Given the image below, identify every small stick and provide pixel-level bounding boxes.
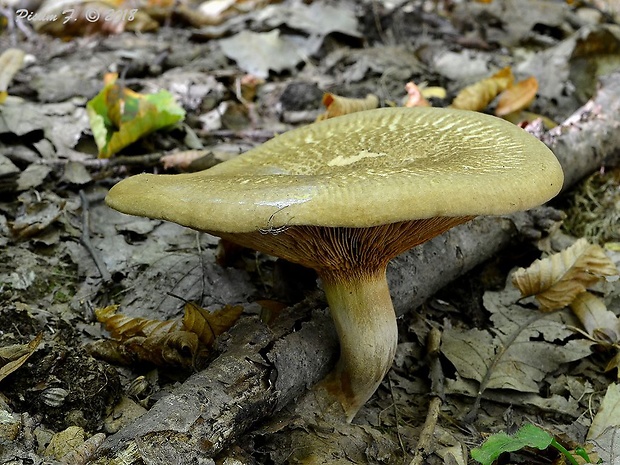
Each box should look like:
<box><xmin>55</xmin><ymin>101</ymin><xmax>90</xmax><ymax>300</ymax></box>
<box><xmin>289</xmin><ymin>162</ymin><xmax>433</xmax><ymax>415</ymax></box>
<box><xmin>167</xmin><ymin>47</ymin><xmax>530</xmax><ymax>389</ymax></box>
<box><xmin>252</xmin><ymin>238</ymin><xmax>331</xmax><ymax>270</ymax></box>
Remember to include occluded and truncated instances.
<box><xmin>206</xmin><ymin>128</ymin><xmax>277</xmax><ymax>141</ymax></box>
<box><xmin>409</xmin><ymin>327</ymin><xmax>444</xmax><ymax>465</ymax></box>
<box><xmin>73</xmin><ymin>152</ymin><xmax>165</xmax><ymax>169</ymax></box>
<box><xmin>410</xmin><ymin>397</ymin><xmax>442</xmax><ymax>465</ymax></box>
<box><xmin>79</xmin><ymin>190</ymin><xmax>111</xmax><ymax>283</ymax></box>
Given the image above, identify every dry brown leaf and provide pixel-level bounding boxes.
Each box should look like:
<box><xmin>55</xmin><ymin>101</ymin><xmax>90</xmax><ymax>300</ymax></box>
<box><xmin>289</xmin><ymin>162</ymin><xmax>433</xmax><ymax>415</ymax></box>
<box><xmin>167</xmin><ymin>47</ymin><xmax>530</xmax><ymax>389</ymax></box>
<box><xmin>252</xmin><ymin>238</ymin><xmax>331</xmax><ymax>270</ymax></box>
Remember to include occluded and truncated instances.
<box><xmin>450</xmin><ymin>66</ymin><xmax>514</xmax><ymax>111</ymax></box>
<box><xmin>86</xmin><ymin>339</ymin><xmax>134</xmax><ymax>366</ymax></box>
<box><xmin>0</xmin><ymin>333</ymin><xmax>43</xmax><ymax>383</ymax></box>
<box><xmin>605</xmin><ymin>352</ymin><xmax>620</xmax><ymax>378</ymax></box>
<box><xmin>403</xmin><ymin>82</ymin><xmax>430</xmax><ymax>108</ymax></box>
<box><xmin>95</xmin><ymin>305</ymin><xmax>182</xmax><ymax>341</ymax></box>
<box><xmin>238</xmin><ymin>74</ymin><xmax>264</xmax><ymax>102</ymax></box>
<box><xmin>570</xmin><ymin>292</ymin><xmax>620</xmax><ymax>346</ymax></box>
<box><xmin>124</xmin><ymin>332</ymin><xmax>201</xmax><ymax>367</ymax></box>
<box><xmin>183</xmin><ymin>302</ymin><xmax>243</xmax><ymax>346</ymax></box>
<box><xmin>495</xmin><ymin>76</ymin><xmax>538</xmax><ymax>117</ymax></box>
<box><xmin>316</xmin><ymin>93</ymin><xmax>379</xmax><ymax>121</ymax></box>
<box><xmin>92</xmin><ymin>302</ymin><xmax>242</xmax><ymax>368</ymax></box>
<box><xmin>88</xmin><ymin>330</ymin><xmax>202</xmax><ymax>369</ymax></box>
<box><xmin>512</xmin><ymin>238</ymin><xmax>619</xmax><ymax>311</ymax></box>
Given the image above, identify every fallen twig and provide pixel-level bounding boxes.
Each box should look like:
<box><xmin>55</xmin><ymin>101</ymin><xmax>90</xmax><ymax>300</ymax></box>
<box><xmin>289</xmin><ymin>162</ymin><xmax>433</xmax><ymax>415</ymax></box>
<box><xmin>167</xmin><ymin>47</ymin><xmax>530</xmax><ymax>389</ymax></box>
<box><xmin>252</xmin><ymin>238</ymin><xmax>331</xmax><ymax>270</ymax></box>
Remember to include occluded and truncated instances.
<box><xmin>205</xmin><ymin>128</ymin><xmax>277</xmax><ymax>141</ymax></box>
<box><xmin>79</xmin><ymin>190</ymin><xmax>112</xmax><ymax>283</ymax></box>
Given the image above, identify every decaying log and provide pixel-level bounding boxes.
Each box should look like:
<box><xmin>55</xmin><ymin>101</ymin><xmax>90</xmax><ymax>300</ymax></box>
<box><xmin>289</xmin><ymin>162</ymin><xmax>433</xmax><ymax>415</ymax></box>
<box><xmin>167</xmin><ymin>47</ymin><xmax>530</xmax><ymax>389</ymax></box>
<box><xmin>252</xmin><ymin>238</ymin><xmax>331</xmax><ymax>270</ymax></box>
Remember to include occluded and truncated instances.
<box><xmin>95</xmin><ymin>71</ymin><xmax>620</xmax><ymax>462</ymax></box>
<box><xmin>94</xmin><ymin>304</ymin><xmax>339</xmax><ymax>464</ymax></box>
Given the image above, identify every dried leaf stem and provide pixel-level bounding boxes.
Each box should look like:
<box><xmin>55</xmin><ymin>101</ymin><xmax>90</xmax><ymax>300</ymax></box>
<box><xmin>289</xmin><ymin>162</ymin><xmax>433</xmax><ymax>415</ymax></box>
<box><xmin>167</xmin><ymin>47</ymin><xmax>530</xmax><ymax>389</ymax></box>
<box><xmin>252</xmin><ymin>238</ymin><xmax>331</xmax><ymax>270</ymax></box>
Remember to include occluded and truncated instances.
<box><xmin>463</xmin><ymin>312</ymin><xmax>547</xmax><ymax>423</ymax></box>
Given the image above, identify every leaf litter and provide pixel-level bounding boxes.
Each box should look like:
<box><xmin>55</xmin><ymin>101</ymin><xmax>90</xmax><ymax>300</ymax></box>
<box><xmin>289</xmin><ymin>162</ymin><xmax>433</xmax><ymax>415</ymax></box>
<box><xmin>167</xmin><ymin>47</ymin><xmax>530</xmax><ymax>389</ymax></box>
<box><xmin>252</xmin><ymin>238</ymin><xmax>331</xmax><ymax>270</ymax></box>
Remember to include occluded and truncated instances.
<box><xmin>442</xmin><ymin>286</ymin><xmax>594</xmax><ymax>395</ymax></box>
<box><xmin>2</xmin><ymin>0</ymin><xmax>620</xmax><ymax>463</ymax></box>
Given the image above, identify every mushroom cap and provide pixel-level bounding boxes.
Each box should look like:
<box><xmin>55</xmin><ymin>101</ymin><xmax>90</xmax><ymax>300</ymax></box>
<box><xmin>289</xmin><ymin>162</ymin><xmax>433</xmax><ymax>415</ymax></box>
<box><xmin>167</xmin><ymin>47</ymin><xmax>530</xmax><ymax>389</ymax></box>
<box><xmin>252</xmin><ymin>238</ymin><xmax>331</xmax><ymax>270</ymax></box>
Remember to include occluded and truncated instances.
<box><xmin>106</xmin><ymin>107</ymin><xmax>564</xmax><ymax>233</ymax></box>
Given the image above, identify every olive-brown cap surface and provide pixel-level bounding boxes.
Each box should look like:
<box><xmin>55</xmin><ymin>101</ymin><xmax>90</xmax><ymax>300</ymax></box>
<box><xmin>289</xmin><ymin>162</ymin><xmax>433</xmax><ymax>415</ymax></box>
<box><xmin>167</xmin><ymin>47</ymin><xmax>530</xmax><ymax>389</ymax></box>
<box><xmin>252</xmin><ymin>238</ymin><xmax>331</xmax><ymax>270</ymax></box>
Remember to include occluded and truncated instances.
<box><xmin>106</xmin><ymin>107</ymin><xmax>564</xmax><ymax>233</ymax></box>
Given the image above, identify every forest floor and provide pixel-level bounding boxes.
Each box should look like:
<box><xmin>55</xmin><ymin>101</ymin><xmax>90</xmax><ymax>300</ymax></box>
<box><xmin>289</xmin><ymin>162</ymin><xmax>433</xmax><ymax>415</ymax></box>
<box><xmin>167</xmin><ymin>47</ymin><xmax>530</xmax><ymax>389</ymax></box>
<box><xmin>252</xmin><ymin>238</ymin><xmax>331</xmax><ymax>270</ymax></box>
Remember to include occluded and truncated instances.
<box><xmin>1</xmin><ymin>0</ymin><xmax>620</xmax><ymax>464</ymax></box>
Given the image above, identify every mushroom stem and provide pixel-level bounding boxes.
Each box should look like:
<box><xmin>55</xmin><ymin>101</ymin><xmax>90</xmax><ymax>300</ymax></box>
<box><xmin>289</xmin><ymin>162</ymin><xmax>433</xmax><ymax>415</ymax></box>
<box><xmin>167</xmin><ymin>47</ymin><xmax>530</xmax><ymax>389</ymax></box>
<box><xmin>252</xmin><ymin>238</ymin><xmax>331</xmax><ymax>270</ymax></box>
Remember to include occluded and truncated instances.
<box><xmin>320</xmin><ymin>268</ymin><xmax>397</xmax><ymax>422</ymax></box>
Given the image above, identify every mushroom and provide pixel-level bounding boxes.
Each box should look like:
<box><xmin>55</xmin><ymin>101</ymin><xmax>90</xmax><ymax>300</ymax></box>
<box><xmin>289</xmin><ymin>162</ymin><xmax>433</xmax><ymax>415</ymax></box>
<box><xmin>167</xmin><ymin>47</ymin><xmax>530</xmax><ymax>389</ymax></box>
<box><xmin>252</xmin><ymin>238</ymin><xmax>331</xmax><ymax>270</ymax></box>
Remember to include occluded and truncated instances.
<box><xmin>105</xmin><ymin>107</ymin><xmax>564</xmax><ymax>421</ymax></box>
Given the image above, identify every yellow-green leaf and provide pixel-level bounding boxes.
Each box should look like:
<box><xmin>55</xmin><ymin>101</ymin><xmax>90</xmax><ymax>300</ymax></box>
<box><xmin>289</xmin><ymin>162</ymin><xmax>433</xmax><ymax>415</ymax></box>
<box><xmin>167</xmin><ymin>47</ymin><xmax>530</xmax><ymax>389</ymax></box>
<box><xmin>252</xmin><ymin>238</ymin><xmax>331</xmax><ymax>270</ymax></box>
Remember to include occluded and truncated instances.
<box><xmin>87</xmin><ymin>75</ymin><xmax>185</xmax><ymax>158</ymax></box>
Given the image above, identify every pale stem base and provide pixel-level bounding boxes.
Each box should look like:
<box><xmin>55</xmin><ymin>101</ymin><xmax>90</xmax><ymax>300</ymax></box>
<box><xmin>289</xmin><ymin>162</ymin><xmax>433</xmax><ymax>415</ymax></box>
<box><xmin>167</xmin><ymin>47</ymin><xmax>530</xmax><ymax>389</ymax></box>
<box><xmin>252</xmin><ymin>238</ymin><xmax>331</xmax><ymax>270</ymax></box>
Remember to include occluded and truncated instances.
<box><xmin>320</xmin><ymin>269</ymin><xmax>398</xmax><ymax>422</ymax></box>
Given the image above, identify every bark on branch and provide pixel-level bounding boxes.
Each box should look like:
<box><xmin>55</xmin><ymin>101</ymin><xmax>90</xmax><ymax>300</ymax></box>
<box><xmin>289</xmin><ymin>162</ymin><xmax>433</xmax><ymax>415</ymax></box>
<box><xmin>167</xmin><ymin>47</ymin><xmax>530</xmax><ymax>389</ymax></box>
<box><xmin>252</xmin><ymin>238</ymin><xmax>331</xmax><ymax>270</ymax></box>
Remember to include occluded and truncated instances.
<box><xmin>94</xmin><ymin>71</ymin><xmax>620</xmax><ymax>463</ymax></box>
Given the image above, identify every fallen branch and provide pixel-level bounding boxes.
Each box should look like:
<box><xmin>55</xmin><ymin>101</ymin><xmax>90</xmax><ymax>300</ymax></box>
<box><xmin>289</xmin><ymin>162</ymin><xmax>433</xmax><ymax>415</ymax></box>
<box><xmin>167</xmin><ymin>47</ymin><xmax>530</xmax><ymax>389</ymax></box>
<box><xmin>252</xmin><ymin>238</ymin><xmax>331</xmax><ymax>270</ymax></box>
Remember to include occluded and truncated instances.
<box><xmin>94</xmin><ymin>71</ymin><xmax>620</xmax><ymax>462</ymax></box>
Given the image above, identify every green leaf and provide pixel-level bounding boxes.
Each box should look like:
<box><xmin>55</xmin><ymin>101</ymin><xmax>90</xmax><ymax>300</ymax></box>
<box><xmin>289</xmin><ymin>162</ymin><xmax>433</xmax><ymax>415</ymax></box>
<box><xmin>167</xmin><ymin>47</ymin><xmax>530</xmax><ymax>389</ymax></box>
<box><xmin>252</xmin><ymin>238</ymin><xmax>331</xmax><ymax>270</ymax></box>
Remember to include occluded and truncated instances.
<box><xmin>86</xmin><ymin>77</ymin><xmax>185</xmax><ymax>158</ymax></box>
<box><xmin>471</xmin><ymin>424</ymin><xmax>554</xmax><ymax>465</ymax></box>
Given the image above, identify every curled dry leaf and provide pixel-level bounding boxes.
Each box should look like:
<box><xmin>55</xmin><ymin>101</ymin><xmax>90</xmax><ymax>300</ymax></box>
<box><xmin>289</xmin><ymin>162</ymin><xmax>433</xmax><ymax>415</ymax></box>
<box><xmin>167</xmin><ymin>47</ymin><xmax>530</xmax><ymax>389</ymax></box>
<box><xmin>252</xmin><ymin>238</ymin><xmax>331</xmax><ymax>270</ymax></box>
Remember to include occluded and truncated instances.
<box><xmin>92</xmin><ymin>305</ymin><xmax>195</xmax><ymax>368</ymax></box>
<box><xmin>512</xmin><ymin>238</ymin><xmax>619</xmax><ymax>311</ymax></box>
<box><xmin>450</xmin><ymin>66</ymin><xmax>514</xmax><ymax>111</ymax></box>
<box><xmin>92</xmin><ymin>302</ymin><xmax>243</xmax><ymax>368</ymax></box>
<box><xmin>86</xmin><ymin>339</ymin><xmax>134</xmax><ymax>366</ymax></box>
<box><xmin>95</xmin><ymin>305</ymin><xmax>182</xmax><ymax>341</ymax></box>
<box><xmin>124</xmin><ymin>331</ymin><xmax>201</xmax><ymax>367</ymax></box>
<box><xmin>0</xmin><ymin>333</ymin><xmax>43</xmax><ymax>383</ymax></box>
<box><xmin>183</xmin><ymin>302</ymin><xmax>243</xmax><ymax>346</ymax></box>
<box><xmin>403</xmin><ymin>82</ymin><xmax>430</xmax><ymax>108</ymax></box>
<box><xmin>0</xmin><ymin>48</ymin><xmax>25</xmax><ymax>104</ymax></box>
<box><xmin>570</xmin><ymin>292</ymin><xmax>620</xmax><ymax>346</ymax></box>
<box><xmin>495</xmin><ymin>76</ymin><xmax>539</xmax><ymax>117</ymax></box>
<box><xmin>316</xmin><ymin>93</ymin><xmax>379</xmax><ymax>121</ymax></box>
